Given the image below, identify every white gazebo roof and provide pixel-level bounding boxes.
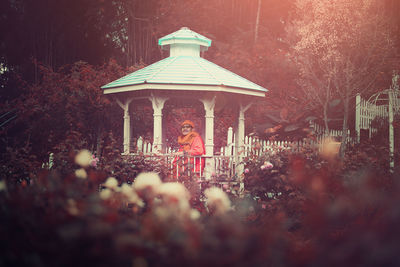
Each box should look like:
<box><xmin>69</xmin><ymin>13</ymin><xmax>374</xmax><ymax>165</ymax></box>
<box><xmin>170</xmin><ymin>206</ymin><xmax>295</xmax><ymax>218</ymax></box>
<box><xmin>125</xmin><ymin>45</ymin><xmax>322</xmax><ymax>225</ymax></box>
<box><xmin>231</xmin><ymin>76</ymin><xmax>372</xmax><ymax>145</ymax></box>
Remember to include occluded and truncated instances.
<box><xmin>102</xmin><ymin>56</ymin><xmax>267</xmax><ymax>96</ymax></box>
<box><xmin>101</xmin><ymin>27</ymin><xmax>267</xmax><ymax>97</ymax></box>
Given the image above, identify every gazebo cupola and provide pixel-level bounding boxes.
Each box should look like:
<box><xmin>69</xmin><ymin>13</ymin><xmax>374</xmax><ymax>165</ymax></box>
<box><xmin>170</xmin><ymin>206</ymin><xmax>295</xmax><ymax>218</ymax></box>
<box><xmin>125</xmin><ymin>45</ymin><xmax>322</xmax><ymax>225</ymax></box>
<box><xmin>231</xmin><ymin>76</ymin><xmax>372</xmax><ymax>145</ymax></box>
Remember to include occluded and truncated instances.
<box><xmin>159</xmin><ymin>26</ymin><xmax>211</xmax><ymax>57</ymax></box>
<box><xmin>101</xmin><ymin>27</ymin><xmax>267</xmax><ymax>178</ymax></box>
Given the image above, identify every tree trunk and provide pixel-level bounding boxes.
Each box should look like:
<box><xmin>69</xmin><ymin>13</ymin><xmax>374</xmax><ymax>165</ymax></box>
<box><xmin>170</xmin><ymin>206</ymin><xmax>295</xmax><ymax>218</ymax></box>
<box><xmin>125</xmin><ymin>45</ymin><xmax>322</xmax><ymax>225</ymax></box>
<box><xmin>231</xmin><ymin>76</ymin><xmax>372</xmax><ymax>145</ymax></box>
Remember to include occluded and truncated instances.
<box><xmin>323</xmin><ymin>99</ymin><xmax>330</xmax><ymax>136</ymax></box>
<box><xmin>254</xmin><ymin>0</ymin><xmax>261</xmax><ymax>43</ymax></box>
<box><xmin>96</xmin><ymin>129</ymin><xmax>103</xmax><ymax>158</ymax></box>
<box><xmin>339</xmin><ymin>96</ymin><xmax>349</xmax><ymax>158</ymax></box>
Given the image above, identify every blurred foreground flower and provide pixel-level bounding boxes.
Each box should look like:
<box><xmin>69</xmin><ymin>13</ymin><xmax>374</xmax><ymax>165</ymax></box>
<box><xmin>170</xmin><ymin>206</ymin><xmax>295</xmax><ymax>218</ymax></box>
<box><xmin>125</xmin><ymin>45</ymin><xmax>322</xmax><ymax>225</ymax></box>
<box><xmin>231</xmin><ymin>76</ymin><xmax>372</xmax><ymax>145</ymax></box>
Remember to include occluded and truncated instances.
<box><xmin>104</xmin><ymin>177</ymin><xmax>118</xmax><ymax>189</ymax></box>
<box><xmin>190</xmin><ymin>209</ymin><xmax>201</xmax><ymax>220</ymax></box>
<box><xmin>99</xmin><ymin>188</ymin><xmax>112</xmax><ymax>200</ymax></box>
<box><xmin>204</xmin><ymin>187</ymin><xmax>231</xmax><ymax>215</ymax></box>
<box><xmin>0</xmin><ymin>180</ymin><xmax>7</xmax><ymax>192</ymax></box>
<box><xmin>319</xmin><ymin>137</ymin><xmax>341</xmax><ymax>160</ymax></box>
<box><xmin>66</xmin><ymin>199</ymin><xmax>79</xmax><ymax>216</ymax></box>
<box><xmin>153</xmin><ymin>182</ymin><xmax>193</xmax><ymax>221</ymax></box>
<box><xmin>133</xmin><ymin>172</ymin><xmax>162</xmax><ymax>200</ymax></box>
<box><xmin>75</xmin><ymin>168</ymin><xmax>87</xmax><ymax>179</ymax></box>
<box><xmin>120</xmin><ymin>183</ymin><xmax>144</xmax><ymax>207</ymax></box>
<box><xmin>157</xmin><ymin>182</ymin><xmax>191</xmax><ymax>213</ymax></box>
<box><xmin>75</xmin><ymin>149</ymin><xmax>92</xmax><ymax>167</ymax></box>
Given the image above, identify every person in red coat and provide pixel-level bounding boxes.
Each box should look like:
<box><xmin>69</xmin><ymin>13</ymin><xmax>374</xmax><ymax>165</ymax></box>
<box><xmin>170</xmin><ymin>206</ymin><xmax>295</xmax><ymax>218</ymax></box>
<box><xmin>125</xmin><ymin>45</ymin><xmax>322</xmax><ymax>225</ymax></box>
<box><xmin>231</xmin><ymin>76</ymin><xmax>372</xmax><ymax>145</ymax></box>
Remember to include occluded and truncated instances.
<box><xmin>173</xmin><ymin>120</ymin><xmax>205</xmax><ymax>178</ymax></box>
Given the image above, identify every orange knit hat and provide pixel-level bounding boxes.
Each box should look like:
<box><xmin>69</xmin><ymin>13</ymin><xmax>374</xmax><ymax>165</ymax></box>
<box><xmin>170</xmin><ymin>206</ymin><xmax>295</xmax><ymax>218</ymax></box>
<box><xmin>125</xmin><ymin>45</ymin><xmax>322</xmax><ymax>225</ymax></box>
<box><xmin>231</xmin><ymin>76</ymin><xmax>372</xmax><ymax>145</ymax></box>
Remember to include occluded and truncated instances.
<box><xmin>181</xmin><ymin>120</ymin><xmax>195</xmax><ymax>128</ymax></box>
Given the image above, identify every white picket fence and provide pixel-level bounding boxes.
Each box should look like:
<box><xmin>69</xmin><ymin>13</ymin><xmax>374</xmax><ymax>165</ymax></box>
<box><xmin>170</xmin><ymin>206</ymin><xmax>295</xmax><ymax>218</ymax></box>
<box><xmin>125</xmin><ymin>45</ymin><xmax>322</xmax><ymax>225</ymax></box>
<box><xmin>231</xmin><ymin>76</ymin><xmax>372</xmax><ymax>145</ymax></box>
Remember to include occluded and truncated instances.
<box><xmin>133</xmin><ymin>95</ymin><xmax>400</xmax><ymax>158</ymax></box>
<box><xmin>356</xmin><ymin>94</ymin><xmax>389</xmax><ymax>139</ymax></box>
<box><xmin>134</xmin><ymin>135</ymin><xmax>236</xmax><ymax>179</ymax></box>
<box><xmin>219</xmin><ymin>127</ymin><xmax>312</xmax><ymax>157</ymax></box>
<box><xmin>220</xmin><ymin>124</ymin><xmax>351</xmax><ymax>157</ymax></box>
<box><xmin>131</xmin><ymin>123</ymin><xmax>355</xmax><ymax>179</ymax></box>
<box><xmin>134</xmin><ymin>125</ymin><xmax>338</xmax><ymax>158</ymax></box>
<box><xmin>135</xmin><ymin>137</ymin><xmax>154</xmax><ymax>154</ymax></box>
<box><xmin>130</xmin><ymin>85</ymin><xmax>400</xmax><ymax>176</ymax></box>
<box><xmin>310</xmin><ymin>121</ymin><xmax>355</xmax><ymax>146</ymax></box>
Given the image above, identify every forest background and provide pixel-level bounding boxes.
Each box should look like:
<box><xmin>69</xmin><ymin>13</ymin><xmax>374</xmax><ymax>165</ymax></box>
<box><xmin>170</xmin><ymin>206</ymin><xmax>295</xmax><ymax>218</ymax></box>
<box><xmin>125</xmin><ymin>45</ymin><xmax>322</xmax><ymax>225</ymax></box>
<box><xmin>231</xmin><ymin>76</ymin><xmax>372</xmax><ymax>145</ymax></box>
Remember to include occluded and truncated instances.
<box><xmin>1</xmin><ymin>0</ymin><xmax>400</xmax><ymax>176</ymax></box>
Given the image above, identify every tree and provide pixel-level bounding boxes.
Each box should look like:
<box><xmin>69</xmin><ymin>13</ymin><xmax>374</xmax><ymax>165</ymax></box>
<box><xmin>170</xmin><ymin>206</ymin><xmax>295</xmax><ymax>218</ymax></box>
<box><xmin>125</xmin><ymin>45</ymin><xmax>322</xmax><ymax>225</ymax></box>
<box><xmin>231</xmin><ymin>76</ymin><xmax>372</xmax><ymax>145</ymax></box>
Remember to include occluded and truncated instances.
<box><xmin>288</xmin><ymin>0</ymin><xmax>398</xmax><ymax>156</ymax></box>
<box><xmin>2</xmin><ymin>59</ymin><xmax>137</xmax><ymax>164</ymax></box>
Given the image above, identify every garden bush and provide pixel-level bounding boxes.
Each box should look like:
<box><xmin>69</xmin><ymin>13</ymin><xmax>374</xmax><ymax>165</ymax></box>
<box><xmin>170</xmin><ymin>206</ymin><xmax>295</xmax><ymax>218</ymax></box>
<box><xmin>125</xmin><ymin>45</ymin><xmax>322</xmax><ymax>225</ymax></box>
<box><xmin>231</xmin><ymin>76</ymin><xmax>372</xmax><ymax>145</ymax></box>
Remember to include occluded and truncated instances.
<box><xmin>1</xmin><ymin>143</ymin><xmax>400</xmax><ymax>267</ymax></box>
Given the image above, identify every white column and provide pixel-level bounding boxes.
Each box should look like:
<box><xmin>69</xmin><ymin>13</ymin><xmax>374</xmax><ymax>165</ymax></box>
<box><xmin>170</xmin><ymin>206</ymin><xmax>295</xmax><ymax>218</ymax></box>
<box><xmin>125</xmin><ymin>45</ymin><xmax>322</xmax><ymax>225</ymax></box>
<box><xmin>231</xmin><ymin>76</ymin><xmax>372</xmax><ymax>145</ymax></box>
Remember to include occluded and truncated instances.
<box><xmin>149</xmin><ymin>94</ymin><xmax>168</xmax><ymax>153</ymax></box>
<box><xmin>200</xmin><ymin>96</ymin><xmax>216</xmax><ymax>180</ymax></box>
<box><xmin>225</xmin><ymin>127</ymin><xmax>234</xmax><ymax>156</ymax></box>
<box><xmin>201</xmin><ymin>96</ymin><xmax>216</xmax><ymax>156</ymax></box>
<box><xmin>235</xmin><ymin>103</ymin><xmax>252</xmax><ymax>163</ymax></box>
<box><xmin>116</xmin><ymin>98</ymin><xmax>133</xmax><ymax>154</ymax></box>
<box><xmin>389</xmin><ymin>73</ymin><xmax>399</xmax><ymax>172</ymax></box>
<box><xmin>235</xmin><ymin>102</ymin><xmax>252</xmax><ymax>193</ymax></box>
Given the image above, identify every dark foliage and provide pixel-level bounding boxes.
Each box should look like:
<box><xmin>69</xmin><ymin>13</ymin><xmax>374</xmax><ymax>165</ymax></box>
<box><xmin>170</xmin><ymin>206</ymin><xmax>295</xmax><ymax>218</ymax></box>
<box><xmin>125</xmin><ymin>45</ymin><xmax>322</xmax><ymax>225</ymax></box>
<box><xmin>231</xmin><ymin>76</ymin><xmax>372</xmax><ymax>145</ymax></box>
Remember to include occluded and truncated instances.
<box><xmin>1</xmin><ymin>143</ymin><xmax>400</xmax><ymax>266</ymax></box>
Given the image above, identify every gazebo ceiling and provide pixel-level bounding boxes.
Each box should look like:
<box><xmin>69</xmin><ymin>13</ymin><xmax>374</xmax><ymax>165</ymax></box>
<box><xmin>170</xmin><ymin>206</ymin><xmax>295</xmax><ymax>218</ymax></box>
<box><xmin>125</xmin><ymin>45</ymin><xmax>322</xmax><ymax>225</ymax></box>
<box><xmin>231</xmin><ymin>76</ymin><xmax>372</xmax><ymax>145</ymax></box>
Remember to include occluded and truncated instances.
<box><xmin>101</xmin><ymin>27</ymin><xmax>267</xmax><ymax>98</ymax></box>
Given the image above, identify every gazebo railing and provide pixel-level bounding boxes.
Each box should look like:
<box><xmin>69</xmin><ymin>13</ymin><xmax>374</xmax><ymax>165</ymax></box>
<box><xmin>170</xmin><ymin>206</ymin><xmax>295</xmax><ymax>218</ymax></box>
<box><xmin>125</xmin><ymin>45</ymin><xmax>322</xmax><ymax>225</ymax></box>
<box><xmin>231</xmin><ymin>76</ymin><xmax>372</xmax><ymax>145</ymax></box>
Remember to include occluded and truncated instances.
<box><xmin>127</xmin><ymin>153</ymin><xmax>236</xmax><ymax>181</ymax></box>
<box><xmin>169</xmin><ymin>155</ymin><xmax>236</xmax><ymax>180</ymax></box>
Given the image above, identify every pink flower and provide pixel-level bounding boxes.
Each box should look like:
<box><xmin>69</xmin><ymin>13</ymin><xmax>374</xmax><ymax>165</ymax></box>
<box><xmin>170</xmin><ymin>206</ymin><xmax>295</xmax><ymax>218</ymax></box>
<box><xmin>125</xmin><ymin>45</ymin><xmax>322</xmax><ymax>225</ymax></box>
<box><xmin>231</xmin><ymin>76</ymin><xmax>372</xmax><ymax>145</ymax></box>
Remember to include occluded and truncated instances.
<box><xmin>265</xmin><ymin>161</ymin><xmax>273</xmax><ymax>169</ymax></box>
<box><xmin>261</xmin><ymin>161</ymin><xmax>273</xmax><ymax>170</ymax></box>
<box><xmin>262</xmin><ymin>204</ymin><xmax>267</xmax><ymax>209</ymax></box>
<box><xmin>244</xmin><ymin>168</ymin><xmax>249</xmax><ymax>174</ymax></box>
<box><xmin>90</xmin><ymin>155</ymin><xmax>99</xmax><ymax>167</ymax></box>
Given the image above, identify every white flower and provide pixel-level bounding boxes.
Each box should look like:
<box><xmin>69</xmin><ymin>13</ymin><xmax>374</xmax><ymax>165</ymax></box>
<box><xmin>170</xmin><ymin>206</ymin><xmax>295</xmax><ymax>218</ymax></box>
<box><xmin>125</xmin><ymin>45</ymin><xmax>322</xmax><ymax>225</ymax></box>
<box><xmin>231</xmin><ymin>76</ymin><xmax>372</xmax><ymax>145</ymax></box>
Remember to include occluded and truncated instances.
<box><xmin>129</xmin><ymin>194</ymin><xmax>144</xmax><ymax>207</ymax></box>
<box><xmin>133</xmin><ymin>172</ymin><xmax>162</xmax><ymax>194</ymax></box>
<box><xmin>157</xmin><ymin>182</ymin><xmax>191</xmax><ymax>211</ymax></box>
<box><xmin>74</xmin><ymin>149</ymin><xmax>92</xmax><ymax>167</ymax></box>
<box><xmin>66</xmin><ymin>199</ymin><xmax>79</xmax><ymax>216</ymax></box>
<box><xmin>120</xmin><ymin>183</ymin><xmax>144</xmax><ymax>206</ymax></box>
<box><xmin>99</xmin><ymin>188</ymin><xmax>112</xmax><ymax>200</ymax></box>
<box><xmin>154</xmin><ymin>206</ymin><xmax>170</xmax><ymax>220</ymax></box>
<box><xmin>104</xmin><ymin>177</ymin><xmax>118</xmax><ymax>189</ymax></box>
<box><xmin>204</xmin><ymin>187</ymin><xmax>231</xmax><ymax>215</ymax></box>
<box><xmin>157</xmin><ymin>182</ymin><xmax>190</xmax><ymax>200</ymax></box>
<box><xmin>0</xmin><ymin>180</ymin><xmax>7</xmax><ymax>192</ymax></box>
<box><xmin>75</xmin><ymin>168</ymin><xmax>87</xmax><ymax>179</ymax></box>
<box><xmin>152</xmin><ymin>182</ymin><xmax>192</xmax><ymax>221</ymax></box>
<box><xmin>190</xmin><ymin>209</ymin><xmax>201</xmax><ymax>220</ymax></box>
<box><xmin>120</xmin><ymin>183</ymin><xmax>133</xmax><ymax>196</ymax></box>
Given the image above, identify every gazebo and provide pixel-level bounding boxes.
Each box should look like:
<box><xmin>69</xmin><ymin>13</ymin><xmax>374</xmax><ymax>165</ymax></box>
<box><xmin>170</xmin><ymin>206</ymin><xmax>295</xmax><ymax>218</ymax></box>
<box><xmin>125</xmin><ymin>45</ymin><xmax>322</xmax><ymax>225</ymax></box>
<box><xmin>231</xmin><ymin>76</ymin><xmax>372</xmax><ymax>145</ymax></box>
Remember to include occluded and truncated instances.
<box><xmin>101</xmin><ymin>27</ymin><xmax>267</xmax><ymax>178</ymax></box>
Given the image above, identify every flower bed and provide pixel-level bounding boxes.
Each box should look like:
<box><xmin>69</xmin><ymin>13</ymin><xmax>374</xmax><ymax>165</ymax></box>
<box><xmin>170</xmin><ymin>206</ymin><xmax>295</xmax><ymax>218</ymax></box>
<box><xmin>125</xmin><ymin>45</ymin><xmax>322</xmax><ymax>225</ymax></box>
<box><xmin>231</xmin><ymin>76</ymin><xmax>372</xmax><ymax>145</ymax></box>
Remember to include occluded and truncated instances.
<box><xmin>0</xmin><ymin>144</ymin><xmax>399</xmax><ymax>266</ymax></box>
